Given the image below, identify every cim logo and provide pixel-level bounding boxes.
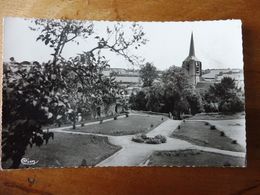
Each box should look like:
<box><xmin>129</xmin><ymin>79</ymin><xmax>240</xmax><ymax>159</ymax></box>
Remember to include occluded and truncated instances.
<box><xmin>21</xmin><ymin>158</ymin><xmax>39</xmax><ymax>166</ymax></box>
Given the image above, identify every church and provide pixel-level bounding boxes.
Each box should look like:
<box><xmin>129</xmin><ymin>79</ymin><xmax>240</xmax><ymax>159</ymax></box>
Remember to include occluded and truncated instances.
<box><xmin>182</xmin><ymin>32</ymin><xmax>202</xmax><ymax>85</ymax></box>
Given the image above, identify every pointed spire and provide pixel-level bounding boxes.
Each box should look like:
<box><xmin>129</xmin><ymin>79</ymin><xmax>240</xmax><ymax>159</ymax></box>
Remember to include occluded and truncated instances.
<box><xmin>189</xmin><ymin>32</ymin><xmax>195</xmax><ymax>57</ymax></box>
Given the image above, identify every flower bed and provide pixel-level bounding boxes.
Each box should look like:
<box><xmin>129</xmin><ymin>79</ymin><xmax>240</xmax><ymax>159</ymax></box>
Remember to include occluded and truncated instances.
<box><xmin>132</xmin><ymin>133</ymin><xmax>167</xmax><ymax>144</ymax></box>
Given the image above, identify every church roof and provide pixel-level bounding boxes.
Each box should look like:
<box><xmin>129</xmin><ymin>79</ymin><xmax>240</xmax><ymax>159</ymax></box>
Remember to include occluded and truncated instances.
<box><xmin>184</xmin><ymin>32</ymin><xmax>200</xmax><ymax>62</ymax></box>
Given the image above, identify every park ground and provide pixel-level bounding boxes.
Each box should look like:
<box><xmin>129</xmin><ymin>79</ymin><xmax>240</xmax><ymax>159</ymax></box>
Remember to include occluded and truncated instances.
<box><xmin>16</xmin><ymin>112</ymin><xmax>246</xmax><ymax>168</ymax></box>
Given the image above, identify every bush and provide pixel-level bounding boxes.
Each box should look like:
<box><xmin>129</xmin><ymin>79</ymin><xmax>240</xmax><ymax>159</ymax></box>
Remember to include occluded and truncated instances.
<box><xmin>99</xmin><ymin>119</ymin><xmax>103</xmax><ymax>124</ymax></box>
<box><xmin>232</xmin><ymin>140</ymin><xmax>237</xmax><ymax>144</ymax></box>
<box><xmin>81</xmin><ymin>123</ymin><xmax>85</xmax><ymax>127</ymax></box>
<box><xmin>220</xmin><ymin>131</ymin><xmax>225</xmax><ymax>137</ymax></box>
<box><xmin>154</xmin><ymin>135</ymin><xmax>167</xmax><ymax>143</ymax></box>
<box><xmin>223</xmin><ymin>162</ymin><xmax>231</xmax><ymax>167</ymax></box>
<box><xmin>125</xmin><ymin>113</ymin><xmax>129</xmax><ymax>117</ymax></box>
<box><xmin>177</xmin><ymin>125</ymin><xmax>181</xmax><ymax>129</ymax></box>
<box><xmin>132</xmin><ymin>136</ymin><xmax>144</xmax><ymax>143</ymax></box>
<box><xmin>161</xmin><ymin>117</ymin><xmax>164</xmax><ymax>121</ymax></box>
<box><xmin>205</xmin><ymin>122</ymin><xmax>209</xmax><ymax>125</ymax></box>
<box><xmin>145</xmin><ymin>137</ymin><xmax>161</xmax><ymax>144</ymax></box>
<box><xmin>210</xmin><ymin>125</ymin><xmax>216</xmax><ymax>130</ymax></box>
<box><xmin>131</xmin><ymin>134</ymin><xmax>167</xmax><ymax>144</ymax></box>
<box><xmin>114</xmin><ymin>116</ymin><xmax>117</xmax><ymax>120</ymax></box>
<box><xmin>131</xmin><ymin>133</ymin><xmax>147</xmax><ymax>143</ymax></box>
<box><xmin>150</xmin><ymin>124</ymin><xmax>154</xmax><ymax>128</ymax></box>
<box><xmin>219</xmin><ymin>96</ymin><xmax>245</xmax><ymax>114</ymax></box>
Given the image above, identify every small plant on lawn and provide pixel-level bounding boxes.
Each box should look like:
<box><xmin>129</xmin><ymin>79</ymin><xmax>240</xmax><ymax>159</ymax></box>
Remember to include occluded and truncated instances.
<box><xmin>205</xmin><ymin>122</ymin><xmax>209</xmax><ymax>125</ymax></box>
<box><xmin>81</xmin><ymin>123</ymin><xmax>85</xmax><ymax>127</ymax></box>
<box><xmin>150</xmin><ymin>124</ymin><xmax>154</xmax><ymax>128</ymax></box>
<box><xmin>125</xmin><ymin>113</ymin><xmax>129</xmax><ymax>117</ymax></box>
<box><xmin>178</xmin><ymin>125</ymin><xmax>181</xmax><ymax>129</ymax></box>
<box><xmin>161</xmin><ymin>117</ymin><xmax>164</xmax><ymax>121</ymax></box>
<box><xmin>223</xmin><ymin>162</ymin><xmax>231</xmax><ymax>167</ymax></box>
<box><xmin>210</xmin><ymin>125</ymin><xmax>216</xmax><ymax>130</ymax></box>
<box><xmin>220</xmin><ymin>131</ymin><xmax>225</xmax><ymax>137</ymax></box>
<box><xmin>99</xmin><ymin>119</ymin><xmax>103</xmax><ymax>124</ymax></box>
<box><xmin>81</xmin><ymin>159</ymin><xmax>87</xmax><ymax>166</ymax></box>
<box><xmin>114</xmin><ymin>116</ymin><xmax>117</xmax><ymax>120</ymax></box>
<box><xmin>183</xmin><ymin>119</ymin><xmax>186</xmax><ymax>123</ymax></box>
<box><xmin>231</xmin><ymin>140</ymin><xmax>237</xmax><ymax>144</ymax></box>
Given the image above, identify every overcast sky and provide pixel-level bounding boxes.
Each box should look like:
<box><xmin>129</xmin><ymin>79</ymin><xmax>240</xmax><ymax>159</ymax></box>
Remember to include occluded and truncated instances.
<box><xmin>4</xmin><ymin>17</ymin><xmax>243</xmax><ymax>70</ymax></box>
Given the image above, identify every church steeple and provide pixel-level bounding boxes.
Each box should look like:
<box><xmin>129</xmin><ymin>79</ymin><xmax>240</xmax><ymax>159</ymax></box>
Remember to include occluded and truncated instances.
<box><xmin>182</xmin><ymin>32</ymin><xmax>202</xmax><ymax>85</ymax></box>
<box><xmin>189</xmin><ymin>32</ymin><xmax>195</xmax><ymax>57</ymax></box>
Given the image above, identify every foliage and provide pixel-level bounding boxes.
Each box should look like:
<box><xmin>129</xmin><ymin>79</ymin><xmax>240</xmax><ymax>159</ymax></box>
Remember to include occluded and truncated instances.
<box><xmin>144</xmin><ymin>82</ymin><xmax>164</xmax><ymax>112</ymax></box>
<box><xmin>2</xmin><ymin>62</ymin><xmax>70</xmax><ymax>168</ymax></box>
<box><xmin>139</xmin><ymin>62</ymin><xmax>158</xmax><ymax>87</ymax></box>
<box><xmin>161</xmin><ymin>66</ymin><xmax>194</xmax><ymax>119</ymax></box>
<box><xmin>30</xmin><ymin>19</ymin><xmax>94</xmax><ymax>65</ymax></box>
<box><xmin>2</xmin><ymin>19</ymin><xmax>148</xmax><ymax>168</ymax></box>
<box><xmin>204</xmin><ymin>77</ymin><xmax>244</xmax><ymax>113</ymax></box>
<box><xmin>187</xmin><ymin>92</ymin><xmax>204</xmax><ymax>115</ymax></box>
<box><xmin>131</xmin><ymin>134</ymin><xmax>167</xmax><ymax>144</ymax></box>
<box><xmin>129</xmin><ymin>91</ymin><xmax>147</xmax><ymax>111</ymax></box>
<box><xmin>129</xmin><ymin>66</ymin><xmax>203</xmax><ymax>118</ymax></box>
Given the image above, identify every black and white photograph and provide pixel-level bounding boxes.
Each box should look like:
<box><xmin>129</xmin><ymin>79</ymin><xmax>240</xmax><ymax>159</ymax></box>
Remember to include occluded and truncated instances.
<box><xmin>2</xmin><ymin>17</ymin><xmax>246</xmax><ymax>169</ymax></box>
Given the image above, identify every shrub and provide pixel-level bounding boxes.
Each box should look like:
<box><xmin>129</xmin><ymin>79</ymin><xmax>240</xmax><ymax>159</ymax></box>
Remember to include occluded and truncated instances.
<box><xmin>220</xmin><ymin>131</ymin><xmax>225</xmax><ymax>137</ymax></box>
<box><xmin>205</xmin><ymin>122</ymin><xmax>209</xmax><ymax>125</ymax></box>
<box><xmin>114</xmin><ymin>116</ymin><xmax>117</xmax><ymax>120</ymax></box>
<box><xmin>232</xmin><ymin>140</ymin><xmax>237</xmax><ymax>144</ymax></box>
<box><xmin>183</xmin><ymin>119</ymin><xmax>186</xmax><ymax>123</ymax></box>
<box><xmin>131</xmin><ymin>136</ymin><xmax>144</xmax><ymax>143</ymax></box>
<box><xmin>161</xmin><ymin>117</ymin><xmax>164</xmax><ymax>121</ymax></box>
<box><xmin>131</xmin><ymin>133</ymin><xmax>147</xmax><ymax>143</ymax></box>
<box><xmin>131</xmin><ymin>134</ymin><xmax>166</xmax><ymax>144</ymax></box>
<box><xmin>145</xmin><ymin>137</ymin><xmax>161</xmax><ymax>144</ymax></box>
<box><xmin>154</xmin><ymin>134</ymin><xmax>167</xmax><ymax>143</ymax></box>
<box><xmin>99</xmin><ymin>119</ymin><xmax>103</xmax><ymax>124</ymax></box>
<box><xmin>125</xmin><ymin>113</ymin><xmax>129</xmax><ymax>117</ymax></box>
<box><xmin>150</xmin><ymin>124</ymin><xmax>154</xmax><ymax>128</ymax></box>
<box><xmin>140</xmin><ymin>133</ymin><xmax>148</xmax><ymax>140</ymax></box>
<box><xmin>210</xmin><ymin>125</ymin><xmax>216</xmax><ymax>130</ymax></box>
<box><xmin>81</xmin><ymin>123</ymin><xmax>85</xmax><ymax>127</ymax></box>
<box><xmin>223</xmin><ymin>162</ymin><xmax>231</xmax><ymax>167</ymax></box>
<box><xmin>177</xmin><ymin>125</ymin><xmax>181</xmax><ymax>129</ymax></box>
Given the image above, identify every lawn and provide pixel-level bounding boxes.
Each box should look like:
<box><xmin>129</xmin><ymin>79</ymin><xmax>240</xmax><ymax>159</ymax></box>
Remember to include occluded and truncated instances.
<box><xmin>6</xmin><ymin>132</ymin><xmax>121</xmax><ymax>169</ymax></box>
<box><xmin>147</xmin><ymin>149</ymin><xmax>245</xmax><ymax>167</ymax></box>
<box><xmin>171</xmin><ymin>121</ymin><xmax>245</xmax><ymax>152</ymax></box>
<box><xmin>67</xmin><ymin>115</ymin><xmax>165</xmax><ymax>136</ymax></box>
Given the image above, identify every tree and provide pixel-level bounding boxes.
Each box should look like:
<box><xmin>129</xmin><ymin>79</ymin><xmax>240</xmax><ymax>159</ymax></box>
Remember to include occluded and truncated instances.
<box><xmin>2</xmin><ymin>19</ymin><xmax>148</xmax><ymax>168</ymax></box>
<box><xmin>30</xmin><ymin>19</ymin><xmax>94</xmax><ymax>65</ymax></box>
<box><xmin>30</xmin><ymin>19</ymin><xmax>148</xmax><ymax>125</ymax></box>
<box><xmin>161</xmin><ymin>66</ymin><xmax>193</xmax><ymax>119</ymax></box>
<box><xmin>129</xmin><ymin>91</ymin><xmax>147</xmax><ymax>111</ymax></box>
<box><xmin>139</xmin><ymin>63</ymin><xmax>158</xmax><ymax>87</ymax></box>
<box><xmin>204</xmin><ymin>77</ymin><xmax>244</xmax><ymax>113</ymax></box>
<box><xmin>144</xmin><ymin>82</ymin><xmax>164</xmax><ymax>112</ymax></box>
<box><xmin>2</xmin><ymin>61</ymin><xmax>70</xmax><ymax>168</ymax></box>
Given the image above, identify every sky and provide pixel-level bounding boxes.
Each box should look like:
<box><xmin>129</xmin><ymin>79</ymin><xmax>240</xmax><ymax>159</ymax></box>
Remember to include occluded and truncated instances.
<box><xmin>3</xmin><ymin>17</ymin><xmax>244</xmax><ymax>70</ymax></box>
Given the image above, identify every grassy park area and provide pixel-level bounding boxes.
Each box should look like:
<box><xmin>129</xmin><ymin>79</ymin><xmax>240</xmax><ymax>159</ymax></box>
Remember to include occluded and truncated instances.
<box><xmin>147</xmin><ymin>149</ymin><xmax>245</xmax><ymax>167</ymax></box>
<box><xmin>171</xmin><ymin>121</ymin><xmax>245</xmax><ymax>152</ymax></box>
<box><xmin>16</xmin><ymin>133</ymin><xmax>121</xmax><ymax>168</ymax></box>
<box><xmin>68</xmin><ymin>115</ymin><xmax>165</xmax><ymax>136</ymax></box>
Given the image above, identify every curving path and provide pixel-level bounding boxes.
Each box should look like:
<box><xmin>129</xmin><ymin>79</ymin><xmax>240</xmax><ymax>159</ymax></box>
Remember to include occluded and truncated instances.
<box><xmin>50</xmin><ymin>118</ymin><xmax>246</xmax><ymax>167</ymax></box>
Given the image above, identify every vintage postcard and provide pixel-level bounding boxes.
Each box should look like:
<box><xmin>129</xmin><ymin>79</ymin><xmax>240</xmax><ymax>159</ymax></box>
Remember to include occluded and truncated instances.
<box><xmin>1</xmin><ymin>17</ymin><xmax>246</xmax><ymax>169</ymax></box>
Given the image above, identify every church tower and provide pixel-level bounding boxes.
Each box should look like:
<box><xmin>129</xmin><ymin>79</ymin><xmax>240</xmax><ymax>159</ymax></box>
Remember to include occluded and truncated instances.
<box><xmin>182</xmin><ymin>32</ymin><xmax>202</xmax><ymax>85</ymax></box>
